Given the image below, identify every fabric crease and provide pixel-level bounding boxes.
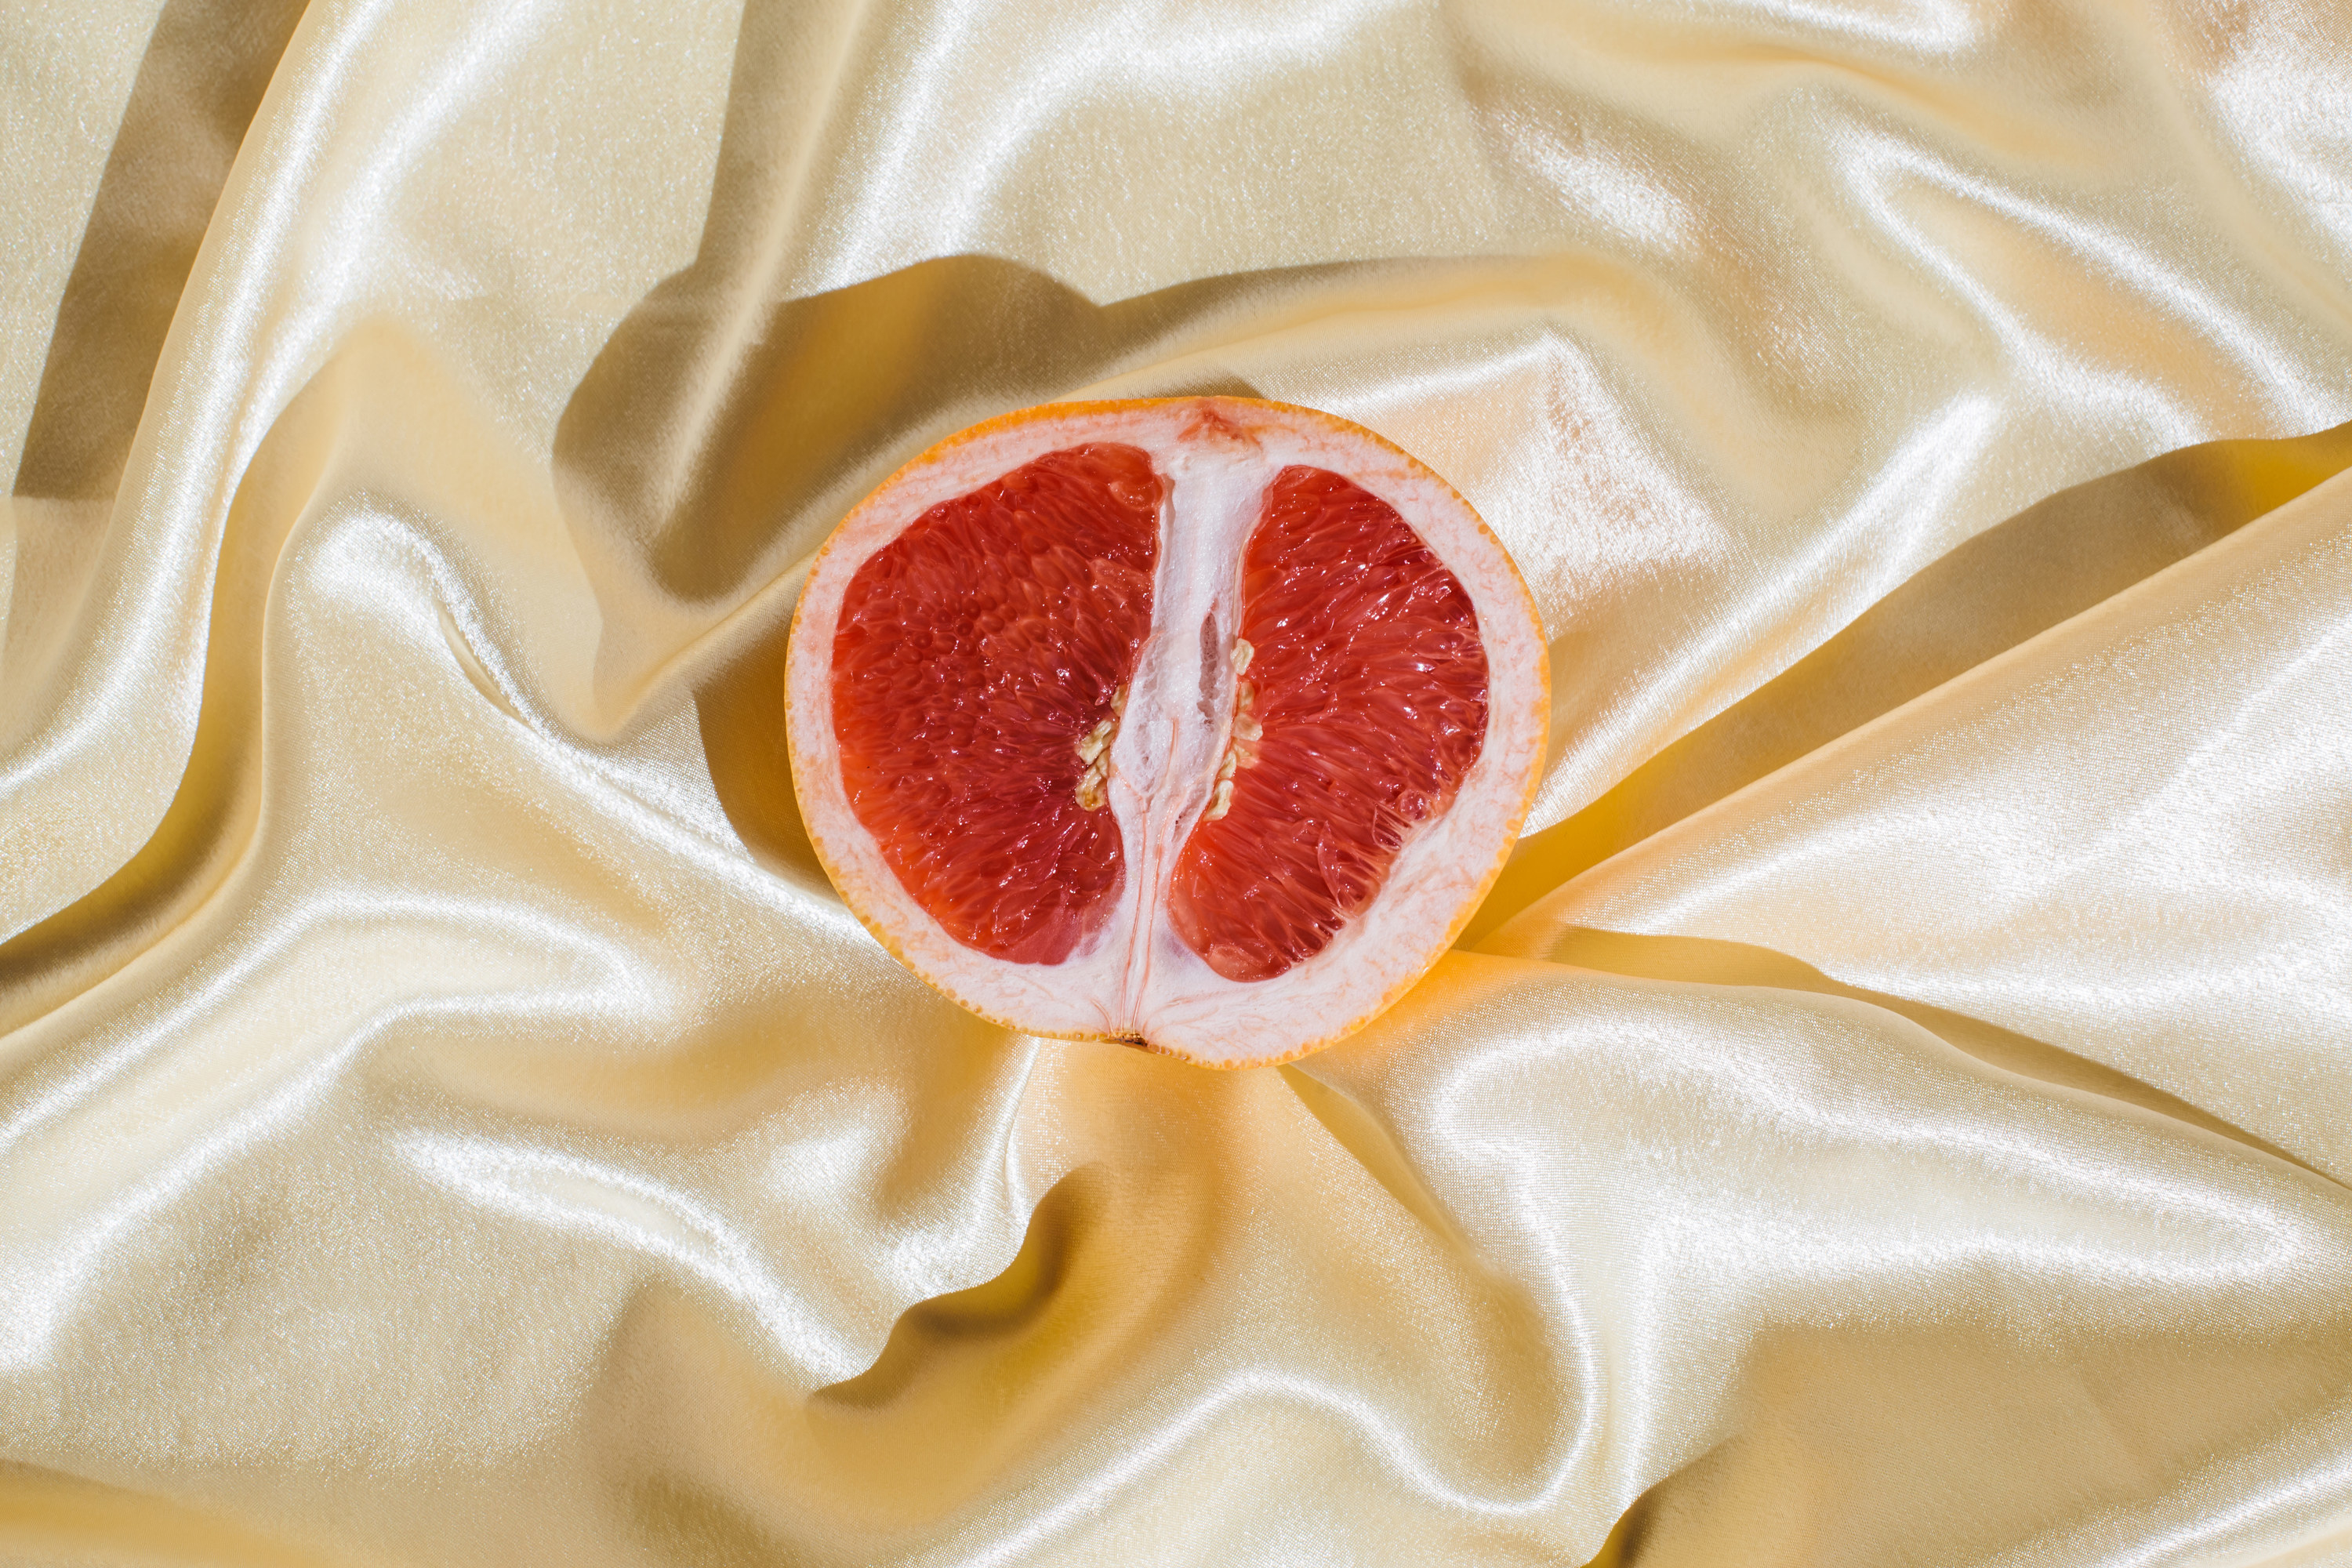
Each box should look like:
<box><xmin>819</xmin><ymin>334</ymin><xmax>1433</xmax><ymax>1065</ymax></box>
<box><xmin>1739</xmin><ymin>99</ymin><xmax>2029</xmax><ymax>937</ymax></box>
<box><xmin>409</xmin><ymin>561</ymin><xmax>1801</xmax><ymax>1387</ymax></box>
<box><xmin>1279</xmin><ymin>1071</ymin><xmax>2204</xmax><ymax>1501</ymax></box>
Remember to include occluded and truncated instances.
<box><xmin>5</xmin><ymin>0</ymin><xmax>2352</xmax><ymax>1562</ymax></box>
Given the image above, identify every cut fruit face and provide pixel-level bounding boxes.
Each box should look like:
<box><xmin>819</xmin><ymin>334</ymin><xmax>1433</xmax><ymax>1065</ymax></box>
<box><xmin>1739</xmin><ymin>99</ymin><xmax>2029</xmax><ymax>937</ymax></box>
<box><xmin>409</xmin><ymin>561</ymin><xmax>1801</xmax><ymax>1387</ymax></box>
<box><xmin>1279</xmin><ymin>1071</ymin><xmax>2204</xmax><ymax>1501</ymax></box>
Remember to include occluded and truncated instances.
<box><xmin>786</xmin><ymin>397</ymin><xmax>1548</xmax><ymax>1067</ymax></box>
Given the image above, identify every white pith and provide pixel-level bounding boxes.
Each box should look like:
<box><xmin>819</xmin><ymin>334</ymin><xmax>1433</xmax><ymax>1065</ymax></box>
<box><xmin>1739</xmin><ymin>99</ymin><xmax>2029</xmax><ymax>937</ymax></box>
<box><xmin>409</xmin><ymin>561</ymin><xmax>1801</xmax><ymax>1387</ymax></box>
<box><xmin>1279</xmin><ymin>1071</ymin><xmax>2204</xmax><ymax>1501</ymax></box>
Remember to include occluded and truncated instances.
<box><xmin>786</xmin><ymin>399</ymin><xmax>1548</xmax><ymax>1067</ymax></box>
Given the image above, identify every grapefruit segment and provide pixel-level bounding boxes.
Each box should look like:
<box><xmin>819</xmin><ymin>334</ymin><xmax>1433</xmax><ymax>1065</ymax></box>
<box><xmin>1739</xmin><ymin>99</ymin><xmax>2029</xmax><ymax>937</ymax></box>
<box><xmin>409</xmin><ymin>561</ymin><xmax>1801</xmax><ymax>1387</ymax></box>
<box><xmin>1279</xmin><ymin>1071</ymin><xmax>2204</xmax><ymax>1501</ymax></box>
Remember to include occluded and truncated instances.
<box><xmin>830</xmin><ymin>444</ymin><xmax>1161</xmax><ymax>965</ymax></box>
<box><xmin>786</xmin><ymin>398</ymin><xmax>1547</xmax><ymax>1066</ymax></box>
<box><xmin>1167</xmin><ymin>466</ymin><xmax>1490</xmax><ymax>983</ymax></box>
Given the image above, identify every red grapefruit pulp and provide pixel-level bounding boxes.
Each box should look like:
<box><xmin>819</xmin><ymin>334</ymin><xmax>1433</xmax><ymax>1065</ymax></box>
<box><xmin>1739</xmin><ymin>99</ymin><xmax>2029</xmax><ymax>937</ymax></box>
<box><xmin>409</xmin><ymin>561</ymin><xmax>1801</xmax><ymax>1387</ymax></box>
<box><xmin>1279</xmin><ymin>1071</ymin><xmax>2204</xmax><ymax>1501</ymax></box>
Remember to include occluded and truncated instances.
<box><xmin>831</xmin><ymin>445</ymin><xmax>1161</xmax><ymax>965</ymax></box>
<box><xmin>788</xmin><ymin>398</ymin><xmax>1547</xmax><ymax>1066</ymax></box>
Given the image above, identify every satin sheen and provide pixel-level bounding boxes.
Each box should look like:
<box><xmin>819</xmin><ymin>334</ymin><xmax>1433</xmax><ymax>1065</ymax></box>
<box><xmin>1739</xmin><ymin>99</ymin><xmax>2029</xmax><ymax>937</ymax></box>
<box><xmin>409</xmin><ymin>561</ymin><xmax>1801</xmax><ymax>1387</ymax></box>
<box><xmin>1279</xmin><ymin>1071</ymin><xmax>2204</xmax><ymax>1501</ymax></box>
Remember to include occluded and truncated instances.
<box><xmin>5</xmin><ymin>0</ymin><xmax>2352</xmax><ymax>1562</ymax></box>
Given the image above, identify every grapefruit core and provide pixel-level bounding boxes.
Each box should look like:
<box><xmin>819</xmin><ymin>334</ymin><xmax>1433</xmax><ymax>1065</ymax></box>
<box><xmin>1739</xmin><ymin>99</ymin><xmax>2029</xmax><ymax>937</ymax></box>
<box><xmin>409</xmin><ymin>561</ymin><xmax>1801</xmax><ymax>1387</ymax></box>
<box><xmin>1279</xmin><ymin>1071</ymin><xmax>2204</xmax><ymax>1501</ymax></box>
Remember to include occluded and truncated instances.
<box><xmin>786</xmin><ymin>397</ymin><xmax>1547</xmax><ymax>1067</ymax></box>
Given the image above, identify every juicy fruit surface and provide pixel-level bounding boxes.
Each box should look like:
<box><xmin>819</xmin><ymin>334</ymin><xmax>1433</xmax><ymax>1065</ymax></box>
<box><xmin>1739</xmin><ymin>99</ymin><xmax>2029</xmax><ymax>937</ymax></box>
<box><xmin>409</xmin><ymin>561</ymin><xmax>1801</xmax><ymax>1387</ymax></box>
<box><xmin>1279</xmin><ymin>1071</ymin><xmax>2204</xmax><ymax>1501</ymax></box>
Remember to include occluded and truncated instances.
<box><xmin>1167</xmin><ymin>467</ymin><xmax>1490</xmax><ymax>982</ymax></box>
<box><xmin>831</xmin><ymin>444</ymin><xmax>1161</xmax><ymax>964</ymax></box>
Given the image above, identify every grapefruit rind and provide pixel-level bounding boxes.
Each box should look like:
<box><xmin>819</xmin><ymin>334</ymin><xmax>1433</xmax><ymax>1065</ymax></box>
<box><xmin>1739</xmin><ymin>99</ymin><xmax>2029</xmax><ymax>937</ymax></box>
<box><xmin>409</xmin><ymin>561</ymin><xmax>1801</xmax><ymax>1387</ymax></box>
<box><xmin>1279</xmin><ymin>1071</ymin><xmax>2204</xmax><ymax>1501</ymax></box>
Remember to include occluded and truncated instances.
<box><xmin>785</xmin><ymin>397</ymin><xmax>1548</xmax><ymax>1068</ymax></box>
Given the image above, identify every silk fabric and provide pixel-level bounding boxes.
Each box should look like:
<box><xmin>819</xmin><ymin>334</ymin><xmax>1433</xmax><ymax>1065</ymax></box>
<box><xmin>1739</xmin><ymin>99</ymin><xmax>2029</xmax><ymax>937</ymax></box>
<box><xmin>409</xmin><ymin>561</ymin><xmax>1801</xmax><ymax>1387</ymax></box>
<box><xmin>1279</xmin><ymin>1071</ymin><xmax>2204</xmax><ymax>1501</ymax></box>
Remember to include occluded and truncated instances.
<box><xmin>5</xmin><ymin>0</ymin><xmax>2352</xmax><ymax>1562</ymax></box>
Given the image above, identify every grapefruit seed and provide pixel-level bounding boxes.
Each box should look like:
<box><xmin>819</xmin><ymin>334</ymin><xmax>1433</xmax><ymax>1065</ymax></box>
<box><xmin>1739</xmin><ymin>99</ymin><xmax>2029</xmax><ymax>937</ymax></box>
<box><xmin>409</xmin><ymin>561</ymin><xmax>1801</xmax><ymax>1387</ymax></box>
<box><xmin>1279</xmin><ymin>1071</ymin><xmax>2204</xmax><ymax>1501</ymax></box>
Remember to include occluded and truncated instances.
<box><xmin>787</xmin><ymin>397</ymin><xmax>1547</xmax><ymax>1067</ymax></box>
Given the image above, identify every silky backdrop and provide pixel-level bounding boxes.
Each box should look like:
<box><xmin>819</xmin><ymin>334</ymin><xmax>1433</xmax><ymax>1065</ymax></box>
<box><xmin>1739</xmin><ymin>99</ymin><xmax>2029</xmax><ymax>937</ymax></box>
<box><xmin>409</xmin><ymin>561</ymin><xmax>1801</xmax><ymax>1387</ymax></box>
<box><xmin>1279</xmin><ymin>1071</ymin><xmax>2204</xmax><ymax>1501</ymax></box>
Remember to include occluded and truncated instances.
<box><xmin>5</xmin><ymin>0</ymin><xmax>2352</xmax><ymax>1563</ymax></box>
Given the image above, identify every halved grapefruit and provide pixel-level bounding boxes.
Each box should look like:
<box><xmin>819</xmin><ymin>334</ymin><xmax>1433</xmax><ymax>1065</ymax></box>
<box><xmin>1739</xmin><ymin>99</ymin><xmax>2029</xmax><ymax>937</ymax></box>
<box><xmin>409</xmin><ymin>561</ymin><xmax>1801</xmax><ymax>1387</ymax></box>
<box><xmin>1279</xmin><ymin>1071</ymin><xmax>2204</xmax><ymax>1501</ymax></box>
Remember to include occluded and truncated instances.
<box><xmin>786</xmin><ymin>397</ymin><xmax>1546</xmax><ymax>1067</ymax></box>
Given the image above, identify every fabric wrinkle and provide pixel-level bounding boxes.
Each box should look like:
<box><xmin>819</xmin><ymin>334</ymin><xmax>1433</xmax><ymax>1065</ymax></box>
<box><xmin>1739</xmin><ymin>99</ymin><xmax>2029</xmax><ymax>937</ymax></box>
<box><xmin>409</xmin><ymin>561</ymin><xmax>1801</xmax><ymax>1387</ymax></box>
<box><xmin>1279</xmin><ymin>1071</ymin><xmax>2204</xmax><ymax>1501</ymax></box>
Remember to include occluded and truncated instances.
<box><xmin>5</xmin><ymin>0</ymin><xmax>2352</xmax><ymax>1563</ymax></box>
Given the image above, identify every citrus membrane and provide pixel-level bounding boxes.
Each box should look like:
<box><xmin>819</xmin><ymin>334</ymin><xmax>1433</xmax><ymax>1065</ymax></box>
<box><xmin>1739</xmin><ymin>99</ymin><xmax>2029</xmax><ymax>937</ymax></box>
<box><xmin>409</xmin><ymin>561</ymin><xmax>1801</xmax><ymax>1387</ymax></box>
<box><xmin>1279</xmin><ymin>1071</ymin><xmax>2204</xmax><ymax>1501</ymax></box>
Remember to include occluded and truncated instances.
<box><xmin>787</xmin><ymin>398</ymin><xmax>1547</xmax><ymax>1066</ymax></box>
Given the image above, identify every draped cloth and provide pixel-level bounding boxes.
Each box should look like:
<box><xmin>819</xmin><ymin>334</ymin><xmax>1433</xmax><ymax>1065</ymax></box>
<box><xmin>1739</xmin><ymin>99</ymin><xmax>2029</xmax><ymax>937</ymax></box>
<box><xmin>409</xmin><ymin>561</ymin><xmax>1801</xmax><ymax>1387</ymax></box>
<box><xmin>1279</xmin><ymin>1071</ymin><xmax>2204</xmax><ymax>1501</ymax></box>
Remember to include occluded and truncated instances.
<box><xmin>5</xmin><ymin>0</ymin><xmax>2352</xmax><ymax>1561</ymax></box>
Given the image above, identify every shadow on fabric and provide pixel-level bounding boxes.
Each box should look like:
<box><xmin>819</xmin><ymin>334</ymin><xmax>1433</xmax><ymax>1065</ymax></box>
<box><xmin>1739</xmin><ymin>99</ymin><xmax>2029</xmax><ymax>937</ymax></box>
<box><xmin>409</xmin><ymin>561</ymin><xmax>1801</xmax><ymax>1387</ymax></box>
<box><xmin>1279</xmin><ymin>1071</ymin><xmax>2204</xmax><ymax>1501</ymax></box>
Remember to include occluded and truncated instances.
<box><xmin>0</xmin><ymin>333</ymin><xmax>354</xmax><ymax>1033</ymax></box>
<box><xmin>583</xmin><ymin>1152</ymin><xmax>1227</xmax><ymax>1543</ymax></box>
<box><xmin>555</xmin><ymin>249</ymin><xmax>1275</xmax><ymax>606</ymax></box>
<box><xmin>0</xmin><ymin>1460</ymin><xmax>335</xmax><ymax>1567</ymax></box>
<box><xmin>815</xmin><ymin>1168</ymin><xmax>1100</xmax><ymax>1414</ymax></box>
<box><xmin>594</xmin><ymin>1178</ymin><xmax>1119</xmax><ymax>1563</ymax></box>
<box><xmin>11</xmin><ymin>0</ymin><xmax>310</xmax><ymax>502</ymax></box>
<box><xmin>1464</xmin><ymin>416</ymin><xmax>2352</xmax><ymax>944</ymax></box>
<box><xmin>1579</xmin><ymin>1319</ymin><xmax>2352</xmax><ymax>1566</ymax></box>
<box><xmin>692</xmin><ymin>619</ymin><xmax>826</xmax><ymax>892</ymax></box>
<box><xmin>1530</xmin><ymin>925</ymin><xmax>2332</xmax><ymax>1188</ymax></box>
<box><xmin>549</xmin><ymin>1</ymin><xmax>1295</xmax><ymax>611</ymax></box>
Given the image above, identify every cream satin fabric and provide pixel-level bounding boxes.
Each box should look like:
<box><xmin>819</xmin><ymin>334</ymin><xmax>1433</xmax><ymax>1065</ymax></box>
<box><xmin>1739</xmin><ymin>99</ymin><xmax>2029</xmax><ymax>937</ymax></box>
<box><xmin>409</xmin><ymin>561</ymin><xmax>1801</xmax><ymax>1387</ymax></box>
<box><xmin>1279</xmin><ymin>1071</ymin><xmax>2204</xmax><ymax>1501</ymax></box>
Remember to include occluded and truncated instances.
<box><xmin>5</xmin><ymin>0</ymin><xmax>2352</xmax><ymax>1562</ymax></box>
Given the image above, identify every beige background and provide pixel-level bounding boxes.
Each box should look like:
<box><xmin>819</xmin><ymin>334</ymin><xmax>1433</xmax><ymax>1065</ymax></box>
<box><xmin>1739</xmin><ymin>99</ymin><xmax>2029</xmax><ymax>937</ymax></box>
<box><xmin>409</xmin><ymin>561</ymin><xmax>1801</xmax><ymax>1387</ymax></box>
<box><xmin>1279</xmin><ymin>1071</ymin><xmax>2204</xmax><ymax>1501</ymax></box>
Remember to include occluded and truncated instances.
<box><xmin>4</xmin><ymin>0</ymin><xmax>2352</xmax><ymax>1562</ymax></box>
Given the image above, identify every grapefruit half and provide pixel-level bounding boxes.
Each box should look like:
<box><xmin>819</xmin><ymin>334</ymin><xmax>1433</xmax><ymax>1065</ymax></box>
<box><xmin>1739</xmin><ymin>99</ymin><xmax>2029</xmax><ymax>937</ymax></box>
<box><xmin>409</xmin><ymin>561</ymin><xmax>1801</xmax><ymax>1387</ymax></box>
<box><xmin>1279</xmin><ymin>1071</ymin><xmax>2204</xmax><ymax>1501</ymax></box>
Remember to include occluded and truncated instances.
<box><xmin>786</xmin><ymin>397</ymin><xmax>1547</xmax><ymax>1067</ymax></box>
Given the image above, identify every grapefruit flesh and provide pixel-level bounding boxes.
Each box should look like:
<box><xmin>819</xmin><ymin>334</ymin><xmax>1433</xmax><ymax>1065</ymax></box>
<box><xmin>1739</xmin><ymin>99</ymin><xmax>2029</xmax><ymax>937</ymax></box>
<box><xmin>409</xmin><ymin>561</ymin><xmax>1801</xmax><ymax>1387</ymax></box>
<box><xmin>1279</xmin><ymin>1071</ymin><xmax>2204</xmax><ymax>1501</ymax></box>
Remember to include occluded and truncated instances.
<box><xmin>787</xmin><ymin>398</ymin><xmax>1547</xmax><ymax>1066</ymax></box>
<box><xmin>1167</xmin><ymin>467</ymin><xmax>1490</xmax><ymax>983</ymax></box>
<box><xmin>831</xmin><ymin>445</ymin><xmax>1161</xmax><ymax>965</ymax></box>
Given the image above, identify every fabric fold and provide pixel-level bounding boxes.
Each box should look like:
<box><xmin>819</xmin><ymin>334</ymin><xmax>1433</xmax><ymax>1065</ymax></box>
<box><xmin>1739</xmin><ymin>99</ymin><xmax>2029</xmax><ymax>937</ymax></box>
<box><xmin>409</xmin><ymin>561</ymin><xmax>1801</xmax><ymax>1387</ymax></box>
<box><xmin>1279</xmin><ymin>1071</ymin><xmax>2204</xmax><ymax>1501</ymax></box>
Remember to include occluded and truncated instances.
<box><xmin>5</xmin><ymin>0</ymin><xmax>2352</xmax><ymax>1562</ymax></box>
